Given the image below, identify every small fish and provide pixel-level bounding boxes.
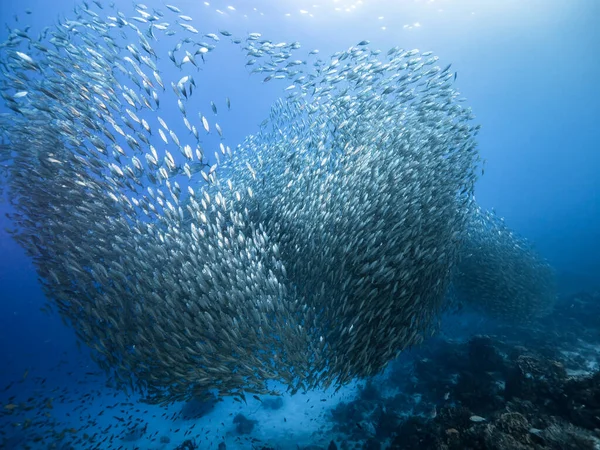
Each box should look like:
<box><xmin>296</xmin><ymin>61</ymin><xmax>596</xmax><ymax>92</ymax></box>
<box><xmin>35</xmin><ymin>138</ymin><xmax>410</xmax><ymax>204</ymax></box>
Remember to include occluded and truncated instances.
<box><xmin>165</xmin><ymin>4</ymin><xmax>181</xmax><ymax>13</ymax></box>
<box><xmin>200</xmin><ymin>114</ymin><xmax>209</xmax><ymax>133</ymax></box>
<box><xmin>470</xmin><ymin>415</ymin><xmax>486</xmax><ymax>423</ymax></box>
<box><xmin>179</xmin><ymin>23</ymin><xmax>198</xmax><ymax>34</ymax></box>
<box><xmin>429</xmin><ymin>405</ymin><xmax>437</xmax><ymax>419</ymax></box>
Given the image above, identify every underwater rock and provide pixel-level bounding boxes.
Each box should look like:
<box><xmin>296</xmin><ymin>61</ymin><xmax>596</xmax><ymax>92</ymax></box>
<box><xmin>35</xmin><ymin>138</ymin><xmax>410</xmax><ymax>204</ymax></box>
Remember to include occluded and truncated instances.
<box><xmin>330</xmin><ymin>401</ymin><xmax>369</xmax><ymax>434</ymax></box>
<box><xmin>480</xmin><ymin>413</ymin><xmax>535</xmax><ymax>450</ymax></box>
<box><xmin>262</xmin><ymin>397</ymin><xmax>284</xmax><ymax>410</ymax></box>
<box><xmin>467</xmin><ymin>335</ymin><xmax>505</xmax><ymax>373</ymax></box>
<box><xmin>362</xmin><ymin>438</ymin><xmax>380</xmax><ymax>450</ymax></box>
<box><xmin>454</xmin><ymin>368</ymin><xmax>504</xmax><ymax>414</ymax></box>
<box><xmin>537</xmin><ymin>422</ymin><xmax>600</xmax><ymax>450</ymax></box>
<box><xmin>180</xmin><ymin>393</ymin><xmax>218</xmax><ymax>420</ymax></box>
<box><xmin>335</xmin><ymin>310</ymin><xmax>600</xmax><ymax>449</ymax></box>
<box><xmin>389</xmin><ymin>416</ymin><xmax>440</xmax><ymax>449</ymax></box>
<box><xmin>233</xmin><ymin>413</ymin><xmax>257</xmax><ymax>435</ymax></box>
<box><xmin>173</xmin><ymin>440</ymin><xmax>199</xmax><ymax>450</ymax></box>
<box><xmin>505</xmin><ymin>353</ymin><xmax>567</xmax><ymax>405</ymax></box>
<box><xmin>357</xmin><ymin>381</ymin><xmax>383</xmax><ymax>404</ymax></box>
<box><xmin>479</xmin><ymin>414</ymin><xmax>600</xmax><ymax>450</ymax></box>
<box><xmin>388</xmin><ymin>406</ymin><xmax>600</xmax><ymax>449</ymax></box>
<box><xmin>371</xmin><ymin>405</ymin><xmax>401</xmax><ymax>440</ymax></box>
<box><xmin>558</xmin><ymin>372</ymin><xmax>600</xmax><ymax>431</ymax></box>
<box><xmin>437</xmin><ymin>405</ymin><xmax>480</xmax><ymax>431</ymax></box>
<box><xmin>121</xmin><ymin>422</ymin><xmax>148</xmax><ymax>442</ymax></box>
<box><xmin>494</xmin><ymin>412</ymin><xmax>531</xmax><ymax>441</ymax></box>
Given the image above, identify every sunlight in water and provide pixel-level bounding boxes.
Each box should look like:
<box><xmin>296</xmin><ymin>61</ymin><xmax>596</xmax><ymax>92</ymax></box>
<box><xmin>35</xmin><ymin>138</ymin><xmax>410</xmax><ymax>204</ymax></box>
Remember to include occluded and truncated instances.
<box><xmin>202</xmin><ymin>0</ymin><xmax>369</xmax><ymax>19</ymax></box>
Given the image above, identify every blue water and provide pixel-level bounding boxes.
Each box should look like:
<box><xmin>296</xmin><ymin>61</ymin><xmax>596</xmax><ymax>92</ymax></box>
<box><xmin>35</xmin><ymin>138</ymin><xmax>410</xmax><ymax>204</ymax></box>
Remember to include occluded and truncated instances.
<box><xmin>0</xmin><ymin>0</ymin><xmax>599</xmax><ymax>448</ymax></box>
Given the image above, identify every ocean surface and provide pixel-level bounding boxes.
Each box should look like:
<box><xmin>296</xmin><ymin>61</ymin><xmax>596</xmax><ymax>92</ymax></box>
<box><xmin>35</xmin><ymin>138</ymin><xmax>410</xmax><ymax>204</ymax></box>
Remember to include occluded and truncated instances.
<box><xmin>0</xmin><ymin>0</ymin><xmax>599</xmax><ymax>449</ymax></box>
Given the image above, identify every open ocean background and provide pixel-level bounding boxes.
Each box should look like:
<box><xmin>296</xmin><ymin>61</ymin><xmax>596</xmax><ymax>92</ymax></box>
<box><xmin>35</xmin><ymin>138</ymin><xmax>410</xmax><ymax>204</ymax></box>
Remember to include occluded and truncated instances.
<box><xmin>0</xmin><ymin>0</ymin><xmax>598</xmax><ymax>449</ymax></box>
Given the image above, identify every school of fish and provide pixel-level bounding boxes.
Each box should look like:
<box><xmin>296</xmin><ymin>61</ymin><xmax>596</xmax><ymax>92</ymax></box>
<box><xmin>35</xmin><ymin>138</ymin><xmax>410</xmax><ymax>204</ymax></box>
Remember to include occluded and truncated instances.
<box><xmin>453</xmin><ymin>204</ymin><xmax>556</xmax><ymax>320</ymax></box>
<box><xmin>0</xmin><ymin>1</ymin><xmax>556</xmax><ymax>405</ymax></box>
